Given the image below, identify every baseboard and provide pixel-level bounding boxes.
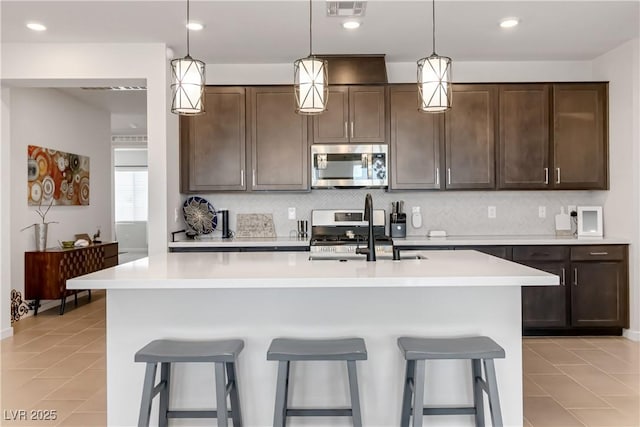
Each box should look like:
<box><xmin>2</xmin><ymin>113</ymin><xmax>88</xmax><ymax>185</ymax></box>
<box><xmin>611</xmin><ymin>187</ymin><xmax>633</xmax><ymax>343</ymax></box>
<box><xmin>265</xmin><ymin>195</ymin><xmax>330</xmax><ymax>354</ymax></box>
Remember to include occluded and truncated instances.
<box><xmin>1</xmin><ymin>326</ymin><xmax>14</xmax><ymax>340</ymax></box>
<box><xmin>623</xmin><ymin>328</ymin><xmax>640</xmax><ymax>341</ymax></box>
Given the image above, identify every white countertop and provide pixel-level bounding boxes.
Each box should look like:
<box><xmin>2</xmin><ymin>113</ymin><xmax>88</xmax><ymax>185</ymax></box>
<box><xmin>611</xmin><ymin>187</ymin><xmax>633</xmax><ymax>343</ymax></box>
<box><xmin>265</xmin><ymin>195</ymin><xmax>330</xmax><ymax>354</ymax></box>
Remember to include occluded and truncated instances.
<box><xmin>393</xmin><ymin>234</ymin><xmax>630</xmax><ymax>246</ymax></box>
<box><xmin>68</xmin><ymin>250</ymin><xmax>558</xmax><ymax>290</ymax></box>
<box><xmin>168</xmin><ymin>234</ymin><xmax>629</xmax><ymax>248</ymax></box>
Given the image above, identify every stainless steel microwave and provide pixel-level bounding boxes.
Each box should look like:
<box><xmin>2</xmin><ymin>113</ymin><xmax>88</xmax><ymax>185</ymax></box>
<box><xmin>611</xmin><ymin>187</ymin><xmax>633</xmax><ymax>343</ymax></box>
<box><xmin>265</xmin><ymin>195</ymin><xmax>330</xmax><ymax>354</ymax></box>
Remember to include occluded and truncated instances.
<box><xmin>311</xmin><ymin>144</ymin><xmax>388</xmax><ymax>188</ymax></box>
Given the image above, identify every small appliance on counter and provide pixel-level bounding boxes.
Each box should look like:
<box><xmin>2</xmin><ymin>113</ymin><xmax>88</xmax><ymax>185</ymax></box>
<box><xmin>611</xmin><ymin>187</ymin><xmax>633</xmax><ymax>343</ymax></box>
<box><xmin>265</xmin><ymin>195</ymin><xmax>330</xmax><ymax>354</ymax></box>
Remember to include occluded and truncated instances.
<box><xmin>390</xmin><ymin>201</ymin><xmax>406</xmax><ymax>238</ymax></box>
<box><xmin>218</xmin><ymin>210</ymin><xmax>231</xmax><ymax>239</ymax></box>
<box><xmin>554</xmin><ymin>207</ymin><xmax>572</xmax><ymax>237</ymax></box>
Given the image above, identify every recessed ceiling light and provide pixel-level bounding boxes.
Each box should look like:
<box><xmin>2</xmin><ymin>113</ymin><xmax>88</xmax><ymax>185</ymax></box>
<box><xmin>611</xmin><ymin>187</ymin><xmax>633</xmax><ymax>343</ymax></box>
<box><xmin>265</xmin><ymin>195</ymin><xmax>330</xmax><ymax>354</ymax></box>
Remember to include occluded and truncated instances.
<box><xmin>342</xmin><ymin>20</ymin><xmax>361</xmax><ymax>30</ymax></box>
<box><xmin>186</xmin><ymin>22</ymin><xmax>204</xmax><ymax>31</ymax></box>
<box><xmin>499</xmin><ymin>18</ymin><xmax>520</xmax><ymax>28</ymax></box>
<box><xmin>26</xmin><ymin>22</ymin><xmax>47</xmax><ymax>32</ymax></box>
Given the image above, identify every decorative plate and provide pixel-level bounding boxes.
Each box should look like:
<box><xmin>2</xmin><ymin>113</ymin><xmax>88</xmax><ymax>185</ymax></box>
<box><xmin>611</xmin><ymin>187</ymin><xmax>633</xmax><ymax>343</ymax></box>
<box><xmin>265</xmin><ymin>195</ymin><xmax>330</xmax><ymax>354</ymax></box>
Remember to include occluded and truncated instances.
<box><xmin>182</xmin><ymin>196</ymin><xmax>217</xmax><ymax>235</ymax></box>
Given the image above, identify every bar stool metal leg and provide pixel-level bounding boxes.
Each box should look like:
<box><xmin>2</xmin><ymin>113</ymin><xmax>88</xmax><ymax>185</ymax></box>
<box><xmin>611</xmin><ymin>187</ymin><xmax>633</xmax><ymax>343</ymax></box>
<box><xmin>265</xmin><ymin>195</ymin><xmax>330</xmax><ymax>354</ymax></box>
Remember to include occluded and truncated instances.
<box><xmin>215</xmin><ymin>362</ymin><xmax>229</xmax><ymax>427</ymax></box>
<box><xmin>273</xmin><ymin>361</ymin><xmax>289</xmax><ymax>427</ymax></box>
<box><xmin>347</xmin><ymin>360</ymin><xmax>363</xmax><ymax>427</ymax></box>
<box><xmin>138</xmin><ymin>362</ymin><xmax>158</xmax><ymax>427</ymax></box>
<box><xmin>158</xmin><ymin>362</ymin><xmax>170</xmax><ymax>427</ymax></box>
<box><xmin>472</xmin><ymin>359</ymin><xmax>485</xmax><ymax>427</ymax></box>
<box><xmin>400</xmin><ymin>360</ymin><xmax>415</xmax><ymax>427</ymax></box>
<box><xmin>226</xmin><ymin>362</ymin><xmax>243</xmax><ymax>427</ymax></box>
<box><xmin>411</xmin><ymin>360</ymin><xmax>426</xmax><ymax>427</ymax></box>
<box><xmin>483</xmin><ymin>359</ymin><xmax>503</xmax><ymax>427</ymax></box>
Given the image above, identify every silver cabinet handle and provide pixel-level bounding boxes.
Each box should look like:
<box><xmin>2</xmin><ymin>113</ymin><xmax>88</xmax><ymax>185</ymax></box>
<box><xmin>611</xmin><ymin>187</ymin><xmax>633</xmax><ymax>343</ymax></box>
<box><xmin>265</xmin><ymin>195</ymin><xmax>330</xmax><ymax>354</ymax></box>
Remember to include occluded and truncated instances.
<box><xmin>561</xmin><ymin>268</ymin><xmax>565</xmax><ymax>286</ymax></box>
<box><xmin>350</xmin><ymin>122</ymin><xmax>354</xmax><ymax>139</ymax></box>
<box><xmin>435</xmin><ymin>167</ymin><xmax>439</xmax><ymax>186</ymax></box>
<box><xmin>590</xmin><ymin>252</ymin><xmax>609</xmax><ymax>256</ymax></box>
<box><xmin>344</xmin><ymin>122</ymin><xmax>348</xmax><ymax>138</ymax></box>
<box><xmin>252</xmin><ymin>169</ymin><xmax>256</xmax><ymax>187</ymax></box>
<box><xmin>241</xmin><ymin>169</ymin><xmax>244</xmax><ymax>187</ymax></box>
<box><xmin>544</xmin><ymin>167</ymin><xmax>549</xmax><ymax>185</ymax></box>
<box><xmin>447</xmin><ymin>168</ymin><xmax>451</xmax><ymax>185</ymax></box>
<box><xmin>556</xmin><ymin>167</ymin><xmax>561</xmax><ymax>184</ymax></box>
<box><xmin>573</xmin><ymin>267</ymin><xmax>578</xmax><ymax>286</ymax></box>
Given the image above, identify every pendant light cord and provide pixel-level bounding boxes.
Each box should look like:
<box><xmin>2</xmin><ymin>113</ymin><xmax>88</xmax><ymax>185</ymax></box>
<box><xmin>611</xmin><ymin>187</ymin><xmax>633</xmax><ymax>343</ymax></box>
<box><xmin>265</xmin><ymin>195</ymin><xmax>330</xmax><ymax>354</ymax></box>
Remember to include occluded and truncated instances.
<box><xmin>309</xmin><ymin>0</ymin><xmax>313</xmax><ymax>56</ymax></box>
<box><xmin>186</xmin><ymin>0</ymin><xmax>191</xmax><ymax>56</ymax></box>
<box><xmin>432</xmin><ymin>0</ymin><xmax>436</xmax><ymax>54</ymax></box>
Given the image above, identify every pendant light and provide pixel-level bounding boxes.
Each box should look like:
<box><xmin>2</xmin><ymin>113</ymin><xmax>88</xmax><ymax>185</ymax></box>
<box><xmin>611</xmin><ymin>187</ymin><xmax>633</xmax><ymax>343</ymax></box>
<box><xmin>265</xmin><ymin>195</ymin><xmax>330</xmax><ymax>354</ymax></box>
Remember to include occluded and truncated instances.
<box><xmin>294</xmin><ymin>0</ymin><xmax>328</xmax><ymax>115</ymax></box>
<box><xmin>171</xmin><ymin>0</ymin><xmax>205</xmax><ymax>115</ymax></box>
<box><xmin>417</xmin><ymin>0</ymin><xmax>452</xmax><ymax>112</ymax></box>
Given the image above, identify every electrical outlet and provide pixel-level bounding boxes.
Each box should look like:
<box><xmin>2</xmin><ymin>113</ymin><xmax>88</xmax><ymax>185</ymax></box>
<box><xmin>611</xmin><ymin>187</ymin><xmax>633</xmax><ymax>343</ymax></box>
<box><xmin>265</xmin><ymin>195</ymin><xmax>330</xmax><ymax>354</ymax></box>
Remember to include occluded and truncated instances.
<box><xmin>568</xmin><ymin>205</ymin><xmax>577</xmax><ymax>214</ymax></box>
<box><xmin>488</xmin><ymin>206</ymin><xmax>496</xmax><ymax>219</ymax></box>
<box><xmin>288</xmin><ymin>207</ymin><xmax>296</xmax><ymax>220</ymax></box>
<box><xmin>412</xmin><ymin>206</ymin><xmax>420</xmax><ymax>214</ymax></box>
<box><xmin>538</xmin><ymin>206</ymin><xmax>546</xmax><ymax>218</ymax></box>
<box><xmin>174</xmin><ymin>208</ymin><xmax>179</xmax><ymax>223</ymax></box>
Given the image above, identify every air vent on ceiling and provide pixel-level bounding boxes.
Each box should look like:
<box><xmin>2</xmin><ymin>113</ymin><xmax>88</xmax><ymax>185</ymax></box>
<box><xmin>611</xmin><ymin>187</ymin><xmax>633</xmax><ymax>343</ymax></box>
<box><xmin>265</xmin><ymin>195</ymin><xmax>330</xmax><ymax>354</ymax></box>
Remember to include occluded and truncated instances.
<box><xmin>327</xmin><ymin>1</ymin><xmax>367</xmax><ymax>17</ymax></box>
<box><xmin>81</xmin><ymin>86</ymin><xmax>147</xmax><ymax>91</ymax></box>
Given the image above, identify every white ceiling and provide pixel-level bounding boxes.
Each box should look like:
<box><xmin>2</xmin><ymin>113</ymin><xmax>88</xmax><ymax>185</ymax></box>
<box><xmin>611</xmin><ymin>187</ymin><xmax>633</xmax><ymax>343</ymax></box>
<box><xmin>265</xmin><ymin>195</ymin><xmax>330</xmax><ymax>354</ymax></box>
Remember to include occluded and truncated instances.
<box><xmin>3</xmin><ymin>0</ymin><xmax>638</xmax><ymax>126</ymax></box>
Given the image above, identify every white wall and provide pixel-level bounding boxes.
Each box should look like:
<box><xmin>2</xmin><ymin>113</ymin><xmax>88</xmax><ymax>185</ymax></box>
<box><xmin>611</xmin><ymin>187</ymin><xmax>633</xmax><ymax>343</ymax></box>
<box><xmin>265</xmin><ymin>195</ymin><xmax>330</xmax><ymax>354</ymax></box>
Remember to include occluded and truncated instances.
<box><xmin>10</xmin><ymin>88</ymin><xmax>111</xmax><ymax>313</ymax></box>
<box><xmin>1</xmin><ymin>42</ymin><xmax>169</xmax><ymax>333</ymax></box>
<box><xmin>593</xmin><ymin>38</ymin><xmax>640</xmax><ymax>339</ymax></box>
<box><xmin>1</xmin><ymin>88</ymin><xmax>12</xmax><ymax>338</ymax></box>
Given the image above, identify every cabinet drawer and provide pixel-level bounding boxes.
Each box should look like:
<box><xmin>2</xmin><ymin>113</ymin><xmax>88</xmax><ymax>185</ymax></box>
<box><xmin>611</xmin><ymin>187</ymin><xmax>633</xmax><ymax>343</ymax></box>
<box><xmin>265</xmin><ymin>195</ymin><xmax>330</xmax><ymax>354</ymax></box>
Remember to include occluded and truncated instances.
<box><xmin>571</xmin><ymin>245</ymin><xmax>626</xmax><ymax>261</ymax></box>
<box><xmin>513</xmin><ymin>245</ymin><xmax>568</xmax><ymax>261</ymax></box>
<box><xmin>104</xmin><ymin>243</ymin><xmax>118</xmax><ymax>258</ymax></box>
<box><xmin>455</xmin><ymin>246</ymin><xmax>511</xmax><ymax>259</ymax></box>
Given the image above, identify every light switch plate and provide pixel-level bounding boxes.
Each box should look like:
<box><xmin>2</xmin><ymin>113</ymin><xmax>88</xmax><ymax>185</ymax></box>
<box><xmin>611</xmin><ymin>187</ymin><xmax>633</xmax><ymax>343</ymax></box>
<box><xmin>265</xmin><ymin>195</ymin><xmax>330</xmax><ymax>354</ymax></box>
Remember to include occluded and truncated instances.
<box><xmin>488</xmin><ymin>206</ymin><xmax>496</xmax><ymax>219</ymax></box>
<box><xmin>288</xmin><ymin>207</ymin><xmax>296</xmax><ymax>220</ymax></box>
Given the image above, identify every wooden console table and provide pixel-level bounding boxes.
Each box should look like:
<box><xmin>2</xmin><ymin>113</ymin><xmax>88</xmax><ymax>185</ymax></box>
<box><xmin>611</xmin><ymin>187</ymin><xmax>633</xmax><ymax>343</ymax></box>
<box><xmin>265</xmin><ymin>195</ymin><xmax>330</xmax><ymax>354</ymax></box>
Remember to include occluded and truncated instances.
<box><xmin>25</xmin><ymin>242</ymin><xmax>118</xmax><ymax>315</ymax></box>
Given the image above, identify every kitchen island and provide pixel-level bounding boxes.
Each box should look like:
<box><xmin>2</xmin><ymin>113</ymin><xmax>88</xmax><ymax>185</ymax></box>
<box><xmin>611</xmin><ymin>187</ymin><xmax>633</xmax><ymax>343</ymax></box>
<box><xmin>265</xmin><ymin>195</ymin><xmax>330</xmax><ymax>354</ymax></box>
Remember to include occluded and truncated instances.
<box><xmin>68</xmin><ymin>250</ymin><xmax>557</xmax><ymax>427</ymax></box>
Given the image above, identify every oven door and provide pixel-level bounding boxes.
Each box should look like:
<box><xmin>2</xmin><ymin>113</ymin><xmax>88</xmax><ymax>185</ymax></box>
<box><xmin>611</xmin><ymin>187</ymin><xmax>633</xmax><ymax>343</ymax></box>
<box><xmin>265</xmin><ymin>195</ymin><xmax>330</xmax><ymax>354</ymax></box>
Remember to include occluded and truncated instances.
<box><xmin>311</xmin><ymin>144</ymin><xmax>388</xmax><ymax>188</ymax></box>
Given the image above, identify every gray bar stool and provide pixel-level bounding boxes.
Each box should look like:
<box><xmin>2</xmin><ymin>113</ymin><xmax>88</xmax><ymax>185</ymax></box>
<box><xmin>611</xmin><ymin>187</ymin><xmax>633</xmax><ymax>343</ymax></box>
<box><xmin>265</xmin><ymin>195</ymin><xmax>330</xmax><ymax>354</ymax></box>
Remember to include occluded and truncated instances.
<box><xmin>135</xmin><ymin>339</ymin><xmax>244</xmax><ymax>427</ymax></box>
<box><xmin>267</xmin><ymin>337</ymin><xmax>367</xmax><ymax>427</ymax></box>
<box><xmin>397</xmin><ymin>336</ymin><xmax>505</xmax><ymax>427</ymax></box>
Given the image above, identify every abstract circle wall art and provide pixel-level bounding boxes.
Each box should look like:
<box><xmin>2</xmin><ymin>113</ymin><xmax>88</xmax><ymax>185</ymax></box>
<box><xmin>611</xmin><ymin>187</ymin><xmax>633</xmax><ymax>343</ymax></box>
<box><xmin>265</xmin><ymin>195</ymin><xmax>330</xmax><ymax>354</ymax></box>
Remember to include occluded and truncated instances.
<box><xmin>27</xmin><ymin>145</ymin><xmax>90</xmax><ymax>206</ymax></box>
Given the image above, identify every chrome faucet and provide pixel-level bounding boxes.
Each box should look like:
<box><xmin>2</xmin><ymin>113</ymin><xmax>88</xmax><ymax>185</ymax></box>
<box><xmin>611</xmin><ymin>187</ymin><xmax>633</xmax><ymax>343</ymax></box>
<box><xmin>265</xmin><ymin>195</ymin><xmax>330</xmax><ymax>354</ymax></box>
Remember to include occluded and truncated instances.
<box><xmin>356</xmin><ymin>193</ymin><xmax>376</xmax><ymax>261</ymax></box>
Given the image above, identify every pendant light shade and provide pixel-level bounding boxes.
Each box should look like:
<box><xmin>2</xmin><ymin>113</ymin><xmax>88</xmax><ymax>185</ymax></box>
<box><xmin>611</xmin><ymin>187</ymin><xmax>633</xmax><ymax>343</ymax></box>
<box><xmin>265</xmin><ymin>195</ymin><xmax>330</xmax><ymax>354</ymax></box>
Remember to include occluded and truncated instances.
<box><xmin>417</xmin><ymin>54</ymin><xmax>451</xmax><ymax>112</ymax></box>
<box><xmin>171</xmin><ymin>0</ymin><xmax>205</xmax><ymax>115</ymax></box>
<box><xmin>294</xmin><ymin>0</ymin><xmax>328</xmax><ymax>115</ymax></box>
<box><xmin>294</xmin><ymin>56</ymin><xmax>328</xmax><ymax>114</ymax></box>
<box><xmin>417</xmin><ymin>0</ymin><xmax>452</xmax><ymax>113</ymax></box>
<box><xmin>171</xmin><ymin>55</ymin><xmax>205</xmax><ymax>115</ymax></box>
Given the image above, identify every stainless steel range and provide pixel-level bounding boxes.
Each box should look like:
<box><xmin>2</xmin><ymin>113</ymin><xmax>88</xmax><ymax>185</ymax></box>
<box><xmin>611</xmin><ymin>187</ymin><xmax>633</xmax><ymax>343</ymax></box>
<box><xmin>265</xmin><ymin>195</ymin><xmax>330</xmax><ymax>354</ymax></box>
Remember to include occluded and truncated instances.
<box><xmin>309</xmin><ymin>209</ymin><xmax>393</xmax><ymax>260</ymax></box>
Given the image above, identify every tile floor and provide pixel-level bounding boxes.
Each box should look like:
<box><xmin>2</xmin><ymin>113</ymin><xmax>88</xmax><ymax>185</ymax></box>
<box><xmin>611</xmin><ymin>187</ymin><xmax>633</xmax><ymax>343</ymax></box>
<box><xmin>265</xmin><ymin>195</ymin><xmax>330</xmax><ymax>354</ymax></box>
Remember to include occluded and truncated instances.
<box><xmin>2</xmin><ymin>293</ymin><xmax>639</xmax><ymax>426</ymax></box>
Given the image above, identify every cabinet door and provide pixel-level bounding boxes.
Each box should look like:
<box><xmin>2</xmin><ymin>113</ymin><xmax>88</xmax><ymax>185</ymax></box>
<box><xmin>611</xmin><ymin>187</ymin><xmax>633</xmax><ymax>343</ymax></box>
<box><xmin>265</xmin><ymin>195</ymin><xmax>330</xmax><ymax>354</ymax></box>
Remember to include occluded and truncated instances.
<box><xmin>389</xmin><ymin>85</ymin><xmax>442</xmax><ymax>190</ymax></box>
<box><xmin>498</xmin><ymin>84</ymin><xmax>550</xmax><ymax>189</ymax></box>
<box><xmin>445</xmin><ymin>84</ymin><xmax>496</xmax><ymax>189</ymax></box>
<box><xmin>350</xmin><ymin>86</ymin><xmax>386</xmax><ymax>143</ymax></box>
<box><xmin>180</xmin><ymin>87</ymin><xmax>246</xmax><ymax>192</ymax></box>
<box><xmin>249</xmin><ymin>87</ymin><xmax>309</xmax><ymax>191</ymax></box>
<box><xmin>312</xmin><ymin>86</ymin><xmax>349</xmax><ymax>143</ymax></box>
<box><xmin>552</xmin><ymin>83</ymin><xmax>608</xmax><ymax>189</ymax></box>
<box><xmin>520</xmin><ymin>262</ymin><xmax>568</xmax><ymax>329</ymax></box>
<box><xmin>571</xmin><ymin>261</ymin><xmax>626</xmax><ymax>327</ymax></box>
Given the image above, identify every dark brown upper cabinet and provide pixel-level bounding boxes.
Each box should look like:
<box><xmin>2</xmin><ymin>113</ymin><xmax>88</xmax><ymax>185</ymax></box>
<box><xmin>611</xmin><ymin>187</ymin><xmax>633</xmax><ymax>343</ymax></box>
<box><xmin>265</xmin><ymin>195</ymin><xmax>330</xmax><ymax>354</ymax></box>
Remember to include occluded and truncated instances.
<box><xmin>180</xmin><ymin>87</ymin><xmax>247</xmax><ymax>193</ymax></box>
<box><xmin>552</xmin><ymin>83</ymin><xmax>608</xmax><ymax>189</ymax></box>
<box><xmin>389</xmin><ymin>85</ymin><xmax>442</xmax><ymax>190</ymax></box>
<box><xmin>312</xmin><ymin>85</ymin><xmax>385</xmax><ymax>143</ymax></box>
<box><xmin>498</xmin><ymin>84</ymin><xmax>551</xmax><ymax>189</ymax></box>
<box><xmin>444</xmin><ymin>84</ymin><xmax>497</xmax><ymax>189</ymax></box>
<box><xmin>248</xmin><ymin>87</ymin><xmax>309</xmax><ymax>191</ymax></box>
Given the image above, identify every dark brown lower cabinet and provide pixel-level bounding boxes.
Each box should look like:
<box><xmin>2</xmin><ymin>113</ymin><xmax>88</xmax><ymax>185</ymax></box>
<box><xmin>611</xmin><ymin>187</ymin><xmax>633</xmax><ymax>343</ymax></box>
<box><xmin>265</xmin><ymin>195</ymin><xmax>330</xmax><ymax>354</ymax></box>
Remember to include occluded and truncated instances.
<box><xmin>516</xmin><ymin>245</ymin><xmax>628</xmax><ymax>335</ymax></box>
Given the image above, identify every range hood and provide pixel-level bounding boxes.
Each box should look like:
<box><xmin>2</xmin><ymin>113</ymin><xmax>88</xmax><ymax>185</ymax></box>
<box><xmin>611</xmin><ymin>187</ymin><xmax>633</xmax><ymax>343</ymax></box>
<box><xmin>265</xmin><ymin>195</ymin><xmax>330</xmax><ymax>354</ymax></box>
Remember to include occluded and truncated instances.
<box><xmin>316</xmin><ymin>54</ymin><xmax>387</xmax><ymax>85</ymax></box>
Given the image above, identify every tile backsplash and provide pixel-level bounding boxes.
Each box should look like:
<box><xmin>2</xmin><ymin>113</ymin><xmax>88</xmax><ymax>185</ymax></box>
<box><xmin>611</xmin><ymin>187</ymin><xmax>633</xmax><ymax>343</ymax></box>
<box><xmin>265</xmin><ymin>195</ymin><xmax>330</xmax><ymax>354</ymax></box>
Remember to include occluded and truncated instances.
<box><xmin>177</xmin><ymin>189</ymin><xmax>607</xmax><ymax>238</ymax></box>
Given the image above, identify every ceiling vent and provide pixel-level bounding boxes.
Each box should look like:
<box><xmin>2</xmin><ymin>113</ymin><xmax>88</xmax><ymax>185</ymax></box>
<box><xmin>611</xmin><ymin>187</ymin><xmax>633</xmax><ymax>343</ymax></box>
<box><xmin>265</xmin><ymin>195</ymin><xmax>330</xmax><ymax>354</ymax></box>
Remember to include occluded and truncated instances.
<box><xmin>81</xmin><ymin>86</ymin><xmax>147</xmax><ymax>91</ymax></box>
<box><xmin>327</xmin><ymin>1</ymin><xmax>367</xmax><ymax>17</ymax></box>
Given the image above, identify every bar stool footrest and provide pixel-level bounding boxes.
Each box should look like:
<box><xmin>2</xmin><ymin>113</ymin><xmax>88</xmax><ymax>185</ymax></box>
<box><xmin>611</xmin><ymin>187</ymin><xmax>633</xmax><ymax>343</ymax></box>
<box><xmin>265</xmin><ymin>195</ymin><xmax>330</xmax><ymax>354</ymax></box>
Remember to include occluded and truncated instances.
<box><xmin>421</xmin><ymin>407</ymin><xmax>477</xmax><ymax>416</ymax></box>
<box><xmin>167</xmin><ymin>409</ymin><xmax>233</xmax><ymax>419</ymax></box>
<box><xmin>286</xmin><ymin>408</ymin><xmax>353</xmax><ymax>417</ymax></box>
